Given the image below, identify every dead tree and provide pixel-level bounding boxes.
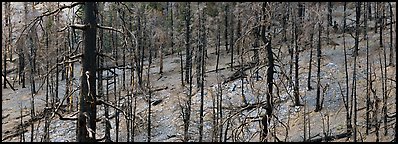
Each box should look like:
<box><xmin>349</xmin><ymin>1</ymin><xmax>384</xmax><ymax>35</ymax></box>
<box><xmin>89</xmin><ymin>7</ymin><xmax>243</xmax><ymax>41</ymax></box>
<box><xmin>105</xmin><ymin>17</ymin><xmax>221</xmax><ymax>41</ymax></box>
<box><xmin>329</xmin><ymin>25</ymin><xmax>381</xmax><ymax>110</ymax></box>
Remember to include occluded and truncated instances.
<box><xmin>76</xmin><ymin>2</ymin><xmax>98</xmax><ymax>142</ymax></box>
<box><xmin>314</xmin><ymin>21</ymin><xmax>322</xmax><ymax>112</ymax></box>
<box><xmin>260</xmin><ymin>2</ymin><xmax>274</xmax><ymax>142</ymax></box>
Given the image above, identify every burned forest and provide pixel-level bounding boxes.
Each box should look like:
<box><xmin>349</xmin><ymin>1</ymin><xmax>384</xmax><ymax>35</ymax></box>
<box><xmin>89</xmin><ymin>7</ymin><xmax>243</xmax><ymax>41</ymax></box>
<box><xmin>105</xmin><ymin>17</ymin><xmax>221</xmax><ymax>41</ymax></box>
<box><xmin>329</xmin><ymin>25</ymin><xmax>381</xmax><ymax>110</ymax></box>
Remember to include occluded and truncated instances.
<box><xmin>1</xmin><ymin>2</ymin><xmax>396</xmax><ymax>142</ymax></box>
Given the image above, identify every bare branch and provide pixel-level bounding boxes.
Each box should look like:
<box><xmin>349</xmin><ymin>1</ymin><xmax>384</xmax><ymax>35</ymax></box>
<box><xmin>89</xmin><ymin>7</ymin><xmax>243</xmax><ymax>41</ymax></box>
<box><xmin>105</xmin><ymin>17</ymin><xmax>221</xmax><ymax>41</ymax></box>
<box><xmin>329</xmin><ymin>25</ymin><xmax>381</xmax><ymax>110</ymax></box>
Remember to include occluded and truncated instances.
<box><xmin>97</xmin><ymin>25</ymin><xmax>123</xmax><ymax>33</ymax></box>
<box><xmin>97</xmin><ymin>52</ymin><xmax>116</xmax><ymax>61</ymax></box>
<box><xmin>96</xmin><ymin>99</ymin><xmax>131</xmax><ymax>121</ymax></box>
<box><xmin>70</xmin><ymin>24</ymin><xmax>88</xmax><ymax>30</ymax></box>
<box><xmin>15</xmin><ymin>2</ymin><xmax>84</xmax><ymax>46</ymax></box>
<box><xmin>68</xmin><ymin>53</ymin><xmax>83</xmax><ymax>60</ymax></box>
<box><xmin>55</xmin><ymin>111</ymin><xmax>78</xmax><ymax>121</ymax></box>
<box><xmin>35</xmin><ymin>58</ymin><xmax>80</xmax><ymax>93</ymax></box>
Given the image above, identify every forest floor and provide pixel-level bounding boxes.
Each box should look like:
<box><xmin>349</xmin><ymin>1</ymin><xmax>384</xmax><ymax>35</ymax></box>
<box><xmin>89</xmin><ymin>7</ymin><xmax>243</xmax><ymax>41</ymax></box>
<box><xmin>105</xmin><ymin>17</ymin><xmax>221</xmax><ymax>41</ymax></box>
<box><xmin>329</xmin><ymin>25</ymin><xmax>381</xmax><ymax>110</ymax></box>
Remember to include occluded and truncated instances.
<box><xmin>2</xmin><ymin>3</ymin><xmax>396</xmax><ymax>142</ymax></box>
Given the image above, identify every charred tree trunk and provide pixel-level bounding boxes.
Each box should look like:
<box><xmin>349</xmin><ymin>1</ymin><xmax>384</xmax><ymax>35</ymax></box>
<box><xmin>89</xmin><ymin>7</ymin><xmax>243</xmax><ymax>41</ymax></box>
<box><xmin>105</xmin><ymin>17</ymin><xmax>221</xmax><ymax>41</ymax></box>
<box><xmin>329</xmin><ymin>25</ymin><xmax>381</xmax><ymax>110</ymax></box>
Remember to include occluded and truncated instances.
<box><xmin>170</xmin><ymin>2</ymin><xmax>175</xmax><ymax>54</ymax></box>
<box><xmin>388</xmin><ymin>2</ymin><xmax>394</xmax><ymax>66</ymax></box>
<box><xmin>328</xmin><ymin>2</ymin><xmax>332</xmax><ymax>26</ymax></box>
<box><xmin>28</xmin><ymin>3</ymin><xmax>37</xmax><ymax>141</ymax></box>
<box><xmin>293</xmin><ymin>5</ymin><xmax>302</xmax><ymax>106</ymax></box>
<box><xmin>288</xmin><ymin>4</ymin><xmax>294</xmax><ymax>87</ymax></box>
<box><xmin>229</xmin><ymin>7</ymin><xmax>234</xmax><ymax>71</ymax></box>
<box><xmin>379</xmin><ymin>3</ymin><xmax>384</xmax><ymax>48</ymax></box>
<box><xmin>199</xmin><ymin>3</ymin><xmax>206</xmax><ymax>141</ymax></box>
<box><xmin>216</xmin><ymin>17</ymin><xmax>221</xmax><ymax>73</ymax></box>
<box><xmin>342</xmin><ymin>2</ymin><xmax>353</xmax><ymax>135</ymax></box>
<box><xmin>307</xmin><ymin>23</ymin><xmax>314</xmax><ymax>91</ymax></box>
<box><xmin>218</xmin><ymin>78</ymin><xmax>223</xmax><ymax>142</ymax></box>
<box><xmin>365</xmin><ymin>2</ymin><xmax>370</xmax><ymax>135</ymax></box>
<box><xmin>77</xmin><ymin>2</ymin><xmax>97</xmax><ymax>142</ymax></box>
<box><xmin>147</xmin><ymin>36</ymin><xmax>153</xmax><ymax>142</ymax></box>
<box><xmin>183</xmin><ymin>2</ymin><xmax>192</xmax><ymax>142</ymax></box>
<box><xmin>185</xmin><ymin>2</ymin><xmax>191</xmax><ymax>84</ymax></box>
<box><xmin>352</xmin><ymin>2</ymin><xmax>361</xmax><ymax>142</ymax></box>
<box><xmin>224</xmin><ymin>3</ymin><xmax>229</xmax><ymax>54</ymax></box>
<box><xmin>314</xmin><ymin>22</ymin><xmax>322</xmax><ymax>112</ymax></box>
<box><xmin>261</xmin><ymin>2</ymin><xmax>273</xmax><ymax>141</ymax></box>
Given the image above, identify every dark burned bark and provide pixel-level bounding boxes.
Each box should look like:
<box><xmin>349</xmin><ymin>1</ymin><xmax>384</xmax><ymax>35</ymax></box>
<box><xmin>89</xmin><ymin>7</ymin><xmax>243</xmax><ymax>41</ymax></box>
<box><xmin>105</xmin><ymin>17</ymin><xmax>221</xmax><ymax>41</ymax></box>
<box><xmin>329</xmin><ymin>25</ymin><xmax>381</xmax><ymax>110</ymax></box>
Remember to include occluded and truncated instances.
<box><xmin>314</xmin><ymin>22</ymin><xmax>322</xmax><ymax>112</ymax></box>
<box><xmin>260</xmin><ymin>2</ymin><xmax>274</xmax><ymax>142</ymax></box>
<box><xmin>293</xmin><ymin>4</ymin><xmax>303</xmax><ymax>106</ymax></box>
<box><xmin>354</xmin><ymin>2</ymin><xmax>361</xmax><ymax>142</ymax></box>
<box><xmin>183</xmin><ymin>3</ymin><xmax>192</xmax><ymax>142</ymax></box>
<box><xmin>388</xmin><ymin>2</ymin><xmax>394</xmax><ymax>66</ymax></box>
<box><xmin>185</xmin><ymin>2</ymin><xmax>191</xmax><ymax>84</ymax></box>
<box><xmin>77</xmin><ymin>2</ymin><xmax>97</xmax><ymax>142</ymax></box>
<box><xmin>307</xmin><ymin>23</ymin><xmax>314</xmax><ymax>91</ymax></box>
<box><xmin>342</xmin><ymin>2</ymin><xmax>353</xmax><ymax>135</ymax></box>
<box><xmin>364</xmin><ymin>2</ymin><xmax>370</xmax><ymax>135</ymax></box>
<box><xmin>307</xmin><ymin>132</ymin><xmax>352</xmax><ymax>142</ymax></box>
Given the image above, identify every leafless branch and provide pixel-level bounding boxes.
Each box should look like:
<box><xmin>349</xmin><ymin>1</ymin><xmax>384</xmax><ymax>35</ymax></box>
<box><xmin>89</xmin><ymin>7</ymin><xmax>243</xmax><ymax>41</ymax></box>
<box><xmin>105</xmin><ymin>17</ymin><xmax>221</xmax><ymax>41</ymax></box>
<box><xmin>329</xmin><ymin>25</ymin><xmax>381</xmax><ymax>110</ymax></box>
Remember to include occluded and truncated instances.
<box><xmin>97</xmin><ymin>25</ymin><xmax>123</xmax><ymax>33</ymax></box>
<box><xmin>97</xmin><ymin>52</ymin><xmax>116</xmax><ymax>61</ymax></box>
<box><xmin>35</xmin><ymin>58</ymin><xmax>80</xmax><ymax>93</ymax></box>
<box><xmin>70</xmin><ymin>24</ymin><xmax>88</xmax><ymax>30</ymax></box>
<box><xmin>96</xmin><ymin>99</ymin><xmax>131</xmax><ymax>121</ymax></box>
<box><xmin>55</xmin><ymin>111</ymin><xmax>78</xmax><ymax>121</ymax></box>
<box><xmin>15</xmin><ymin>2</ymin><xmax>84</xmax><ymax>47</ymax></box>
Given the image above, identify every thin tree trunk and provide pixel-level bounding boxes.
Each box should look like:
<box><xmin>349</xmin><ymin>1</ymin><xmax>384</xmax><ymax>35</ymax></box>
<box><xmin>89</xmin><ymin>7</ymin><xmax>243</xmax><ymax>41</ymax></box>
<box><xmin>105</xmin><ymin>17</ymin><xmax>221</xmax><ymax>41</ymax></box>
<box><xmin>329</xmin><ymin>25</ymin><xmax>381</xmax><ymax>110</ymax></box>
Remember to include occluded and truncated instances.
<box><xmin>20</xmin><ymin>103</ymin><xmax>25</xmax><ymax>142</ymax></box>
<box><xmin>180</xmin><ymin>44</ymin><xmax>184</xmax><ymax>86</ymax></box>
<box><xmin>328</xmin><ymin>2</ymin><xmax>332</xmax><ymax>26</ymax></box>
<box><xmin>388</xmin><ymin>2</ymin><xmax>394</xmax><ymax>66</ymax></box>
<box><xmin>105</xmin><ymin>71</ymin><xmax>111</xmax><ymax>142</ymax></box>
<box><xmin>122</xmin><ymin>10</ymin><xmax>126</xmax><ymax>90</ymax></box>
<box><xmin>229</xmin><ymin>7</ymin><xmax>234</xmax><ymax>71</ymax></box>
<box><xmin>352</xmin><ymin>2</ymin><xmax>361</xmax><ymax>142</ymax></box>
<box><xmin>342</xmin><ymin>2</ymin><xmax>352</xmax><ymax>134</ymax></box>
<box><xmin>185</xmin><ymin>2</ymin><xmax>191</xmax><ymax>84</ymax></box>
<box><xmin>147</xmin><ymin>42</ymin><xmax>152</xmax><ymax>142</ymax></box>
<box><xmin>365</xmin><ymin>2</ymin><xmax>370</xmax><ymax>135</ymax></box>
<box><xmin>44</xmin><ymin>6</ymin><xmax>51</xmax><ymax>141</ymax></box>
<box><xmin>293</xmin><ymin>7</ymin><xmax>302</xmax><ymax>106</ymax></box>
<box><xmin>307</xmin><ymin>23</ymin><xmax>314</xmax><ymax>91</ymax></box>
<box><xmin>216</xmin><ymin>17</ymin><xmax>221</xmax><ymax>73</ymax></box>
<box><xmin>170</xmin><ymin>2</ymin><xmax>175</xmax><ymax>54</ymax></box>
<box><xmin>382</xmin><ymin>15</ymin><xmax>388</xmax><ymax>136</ymax></box>
<box><xmin>224</xmin><ymin>3</ymin><xmax>229</xmax><ymax>54</ymax></box>
<box><xmin>3</xmin><ymin>2</ymin><xmax>9</xmax><ymax>89</ymax></box>
<box><xmin>218</xmin><ymin>79</ymin><xmax>223</xmax><ymax>142</ymax></box>
<box><xmin>288</xmin><ymin>4</ymin><xmax>294</xmax><ymax>87</ymax></box>
<box><xmin>28</xmin><ymin>3</ymin><xmax>36</xmax><ymax>141</ymax></box>
<box><xmin>199</xmin><ymin>3</ymin><xmax>206</xmax><ymax>141</ymax></box>
<box><xmin>379</xmin><ymin>3</ymin><xmax>384</xmax><ymax>48</ymax></box>
<box><xmin>314</xmin><ymin>22</ymin><xmax>322</xmax><ymax>112</ymax></box>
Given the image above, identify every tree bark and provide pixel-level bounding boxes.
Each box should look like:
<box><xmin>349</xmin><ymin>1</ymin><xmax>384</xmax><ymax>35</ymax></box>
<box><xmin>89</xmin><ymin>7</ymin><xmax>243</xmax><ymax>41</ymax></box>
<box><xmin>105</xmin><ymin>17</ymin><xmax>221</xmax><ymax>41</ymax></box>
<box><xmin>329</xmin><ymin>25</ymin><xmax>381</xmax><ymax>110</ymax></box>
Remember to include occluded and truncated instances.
<box><xmin>314</xmin><ymin>21</ymin><xmax>322</xmax><ymax>112</ymax></box>
<box><xmin>352</xmin><ymin>2</ymin><xmax>361</xmax><ymax>141</ymax></box>
<box><xmin>307</xmin><ymin>23</ymin><xmax>314</xmax><ymax>91</ymax></box>
<box><xmin>77</xmin><ymin>2</ymin><xmax>97</xmax><ymax>142</ymax></box>
<box><xmin>388</xmin><ymin>2</ymin><xmax>394</xmax><ymax>66</ymax></box>
<box><xmin>342</xmin><ymin>2</ymin><xmax>353</xmax><ymax>135</ymax></box>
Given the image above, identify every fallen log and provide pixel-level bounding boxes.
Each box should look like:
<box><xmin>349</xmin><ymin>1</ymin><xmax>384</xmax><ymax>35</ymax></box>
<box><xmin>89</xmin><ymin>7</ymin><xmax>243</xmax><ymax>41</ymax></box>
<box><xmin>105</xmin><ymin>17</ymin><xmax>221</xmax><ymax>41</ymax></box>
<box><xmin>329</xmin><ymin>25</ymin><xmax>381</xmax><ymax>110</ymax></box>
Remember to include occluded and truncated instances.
<box><xmin>307</xmin><ymin>132</ymin><xmax>351</xmax><ymax>142</ymax></box>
